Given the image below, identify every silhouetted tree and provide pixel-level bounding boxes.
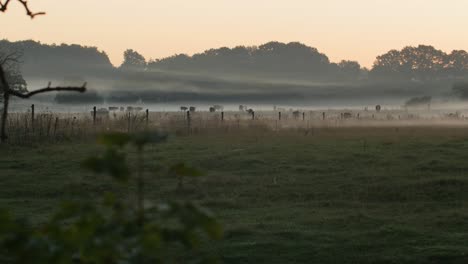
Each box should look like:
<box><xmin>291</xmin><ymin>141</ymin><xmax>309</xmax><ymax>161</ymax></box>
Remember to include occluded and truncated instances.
<box><xmin>371</xmin><ymin>45</ymin><xmax>468</xmax><ymax>82</ymax></box>
<box><xmin>337</xmin><ymin>60</ymin><xmax>361</xmax><ymax>80</ymax></box>
<box><xmin>371</xmin><ymin>49</ymin><xmax>405</xmax><ymax>80</ymax></box>
<box><xmin>147</xmin><ymin>41</ymin><xmax>358</xmax><ymax>82</ymax></box>
<box><xmin>0</xmin><ymin>53</ymin><xmax>86</xmax><ymax>142</ymax></box>
<box><xmin>0</xmin><ymin>39</ymin><xmax>114</xmax><ymax>79</ymax></box>
<box><xmin>0</xmin><ymin>50</ymin><xmax>27</xmax><ymax>95</ymax></box>
<box><xmin>120</xmin><ymin>49</ymin><xmax>146</xmax><ymax>70</ymax></box>
<box><xmin>150</xmin><ymin>54</ymin><xmax>191</xmax><ymax>71</ymax></box>
<box><xmin>452</xmin><ymin>83</ymin><xmax>468</xmax><ymax>99</ymax></box>
<box><xmin>446</xmin><ymin>50</ymin><xmax>468</xmax><ymax>78</ymax></box>
<box><xmin>0</xmin><ymin>4</ymin><xmax>86</xmax><ymax>143</ymax></box>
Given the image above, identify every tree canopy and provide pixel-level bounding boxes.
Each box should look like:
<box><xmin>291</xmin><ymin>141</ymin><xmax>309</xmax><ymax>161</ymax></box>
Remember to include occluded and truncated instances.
<box><xmin>371</xmin><ymin>45</ymin><xmax>468</xmax><ymax>81</ymax></box>
<box><xmin>120</xmin><ymin>49</ymin><xmax>146</xmax><ymax>71</ymax></box>
<box><xmin>148</xmin><ymin>41</ymin><xmax>362</xmax><ymax>82</ymax></box>
<box><xmin>1</xmin><ymin>38</ymin><xmax>468</xmax><ymax>85</ymax></box>
<box><xmin>0</xmin><ymin>50</ymin><xmax>27</xmax><ymax>96</ymax></box>
<box><xmin>0</xmin><ymin>39</ymin><xmax>114</xmax><ymax>80</ymax></box>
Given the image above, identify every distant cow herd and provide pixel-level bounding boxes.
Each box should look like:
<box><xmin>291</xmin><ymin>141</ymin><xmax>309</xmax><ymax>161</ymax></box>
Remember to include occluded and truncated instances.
<box><xmin>91</xmin><ymin>104</ymin><xmax>464</xmax><ymax>121</ymax></box>
<box><xmin>91</xmin><ymin>106</ymin><xmax>145</xmax><ymax>116</ymax></box>
<box><xmin>94</xmin><ymin>104</ymin><xmax>384</xmax><ymax>118</ymax></box>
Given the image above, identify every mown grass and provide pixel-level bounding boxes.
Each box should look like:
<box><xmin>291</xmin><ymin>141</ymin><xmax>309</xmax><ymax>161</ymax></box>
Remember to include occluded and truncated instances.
<box><xmin>2</xmin><ymin>126</ymin><xmax>468</xmax><ymax>263</ymax></box>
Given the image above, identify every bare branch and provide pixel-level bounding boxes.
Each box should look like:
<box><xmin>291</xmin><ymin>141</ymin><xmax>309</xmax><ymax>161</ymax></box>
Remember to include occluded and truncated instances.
<box><xmin>0</xmin><ymin>0</ymin><xmax>46</xmax><ymax>18</ymax></box>
<box><xmin>1</xmin><ymin>63</ymin><xmax>87</xmax><ymax>143</ymax></box>
<box><xmin>8</xmin><ymin>82</ymin><xmax>87</xmax><ymax>98</ymax></box>
<box><xmin>0</xmin><ymin>51</ymin><xmax>22</xmax><ymax>69</ymax></box>
<box><xmin>0</xmin><ymin>0</ymin><xmax>11</xmax><ymax>12</ymax></box>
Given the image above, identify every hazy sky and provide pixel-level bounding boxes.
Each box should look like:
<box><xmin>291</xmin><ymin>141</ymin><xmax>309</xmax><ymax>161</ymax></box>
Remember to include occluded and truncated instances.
<box><xmin>1</xmin><ymin>0</ymin><xmax>467</xmax><ymax>67</ymax></box>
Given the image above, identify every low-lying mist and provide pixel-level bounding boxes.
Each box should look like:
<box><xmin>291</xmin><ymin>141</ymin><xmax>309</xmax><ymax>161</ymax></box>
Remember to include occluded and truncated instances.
<box><xmin>3</xmin><ymin>39</ymin><xmax>468</xmax><ymax>112</ymax></box>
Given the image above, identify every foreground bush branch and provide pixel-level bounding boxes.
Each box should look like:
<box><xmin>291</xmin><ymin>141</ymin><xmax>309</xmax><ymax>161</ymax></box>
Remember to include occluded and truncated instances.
<box><xmin>0</xmin><ymin>0</ymin><xmax>46</xmax><ymax>18</ymax></box>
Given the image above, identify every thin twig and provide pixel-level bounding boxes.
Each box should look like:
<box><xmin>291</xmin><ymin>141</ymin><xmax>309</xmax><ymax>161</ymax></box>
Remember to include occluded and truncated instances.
<box><xmin>0</xmin><ymin>52</ymin><xmax>20</xmax><ymax>67</ymax></box>
<box><xmin>0</xmin><ymin>0</ymin><xmax>46</xmax><ymax>18</ymax></box>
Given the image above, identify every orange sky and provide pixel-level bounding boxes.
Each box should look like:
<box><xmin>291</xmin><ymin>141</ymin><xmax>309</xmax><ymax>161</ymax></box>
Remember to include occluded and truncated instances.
<box><xmin>1</xmin><ymin>0</ymin><xmax>467</xmax><ymax>67</ymax></box>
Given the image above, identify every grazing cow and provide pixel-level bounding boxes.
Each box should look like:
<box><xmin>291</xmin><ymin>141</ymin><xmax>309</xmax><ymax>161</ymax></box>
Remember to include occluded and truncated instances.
<box><xmin>97</xmin><ymin>108</ymin><xmax>109</xmax><ymax>114</ymax></box>
<box><xmin>375</xmin><ymin>105</ymin><xmax>381</xmax><ymax>112</ymax></box>
<box><xmin>292</xmin><ymin>111</ymin><xmax>300</xmax><ymax>119</ymax></box>
<box><xmin>108</xmin><ymin>106</ymin><xmax>119</xmax><ymax>111</ymax></box>
<box><xmin>180</xmin><ymin>106</ymin><xmax>188</xmax><ymax>111</ymax></box>
<box><xmin>343</xmin><ymin>112</ymin><xmax>352</xmax><ymax>119</ymax></box>
<box><xmin>189</xmin><ymin>106</ymin><xmax>196</xmax><ymax>112</ymax></box>
<box><xmin>209</xmin><ymin>107</ymin><xmax>216</xmax><ymax>112</ymax></box>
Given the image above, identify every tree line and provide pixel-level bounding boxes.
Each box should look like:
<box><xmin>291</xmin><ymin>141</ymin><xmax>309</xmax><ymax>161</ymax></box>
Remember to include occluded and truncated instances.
<box><xmin>0</xmin><ymin>39</ymin><xmax>114</xmax><ymax>80</ymax></box>
<box><xmin>1</xmin><ymin>39</ymin><xmax>468</xmax><ymax>83</ymax></box>
<box><xmin>118</xmin><ymin>43</ymin><xmax>468</xmax><ymax>83</ymax></box>
<box><xmin>371</xmin><ymin>45</ymin><xmax>468</xmax><ymax>82</ymax></box>
<box><xmin>123</xmin><ymin>42</ymin><xmax>363</xmax><ymax>82</ymax></box>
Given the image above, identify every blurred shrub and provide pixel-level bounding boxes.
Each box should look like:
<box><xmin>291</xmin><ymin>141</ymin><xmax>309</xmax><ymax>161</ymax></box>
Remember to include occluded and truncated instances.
<box><xmin>0</xmin><ymin>132</ymin><xmax>222</xmax><ymax>263</ymax></box>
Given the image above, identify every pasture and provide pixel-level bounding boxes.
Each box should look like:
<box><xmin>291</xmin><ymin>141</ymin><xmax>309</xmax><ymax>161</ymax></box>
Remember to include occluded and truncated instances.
<box><xmin>2</xmin><ymin>122</ymin><xmax>468</xmax><ymax>263</ymax></box>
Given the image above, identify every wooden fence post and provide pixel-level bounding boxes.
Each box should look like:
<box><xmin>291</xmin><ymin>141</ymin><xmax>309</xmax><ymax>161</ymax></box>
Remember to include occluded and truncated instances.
<box><xmin>251</xmin><ymin>111</ymin><xmax>255</xmax><ymax>120</ymax></box>
<box><xmin>322</xmin><ymin>112</ymin><xmax>325</xmax><ymax>120</ymax></box>
<box><xmin>127</xmin><ymin>112</ymin><xmax>131</xmax><ymax>133</ymax></box>
<box><xmin>302</xmin><ymin>112</ymin><xmax>305</xmax><ymax>121</ymax></box>
<box><xmin>93</xmin><ymin>106</ymin><xmax>97</xmax><ymax>125</ymax></box>
<box><xmin>31</xmin><ymin>104</ymin><xmax>35</xmax><ymax>131</ymax></box>
<box><xmin>279</xmin><ymin>112</ymin><xmax>281</xmax><ymax>120</ymax></box>
<box><xmin>187</xmin><ymin>111</ymin><xmax>191</xmax><ymax>133</ymax></box>
<box><xmin>145</xmin><ymin>109</ymin><xmax>149</xmax><ymax>127</ymax></box>
<box><xmin>221</xmin><ymin>111</ymin><xmax>224</xmax><ymax>121</ymax></box>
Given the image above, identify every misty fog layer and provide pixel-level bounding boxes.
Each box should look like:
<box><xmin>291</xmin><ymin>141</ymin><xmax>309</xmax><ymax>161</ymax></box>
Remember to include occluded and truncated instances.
<box><xmin>1</xmin><ymin>39</ymin><xmax>468</xmax><ymax>108</ymax></box>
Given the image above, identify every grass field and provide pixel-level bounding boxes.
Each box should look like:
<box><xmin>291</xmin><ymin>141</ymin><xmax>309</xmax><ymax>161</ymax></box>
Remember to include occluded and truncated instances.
<box><xmin>2</xmin><ymin>126</ymin><xmax>468</xmax><ymax>263</ymax></box>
